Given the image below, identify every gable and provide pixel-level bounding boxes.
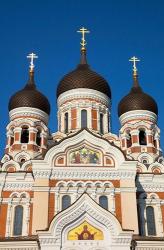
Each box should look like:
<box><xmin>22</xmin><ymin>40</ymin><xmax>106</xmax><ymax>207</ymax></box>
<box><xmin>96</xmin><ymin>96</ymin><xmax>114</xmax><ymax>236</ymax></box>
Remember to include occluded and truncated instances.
<box><xmin>43</xmin><ymin>130</ymin><xmax>126</xmax><ymax>169</ymax></box>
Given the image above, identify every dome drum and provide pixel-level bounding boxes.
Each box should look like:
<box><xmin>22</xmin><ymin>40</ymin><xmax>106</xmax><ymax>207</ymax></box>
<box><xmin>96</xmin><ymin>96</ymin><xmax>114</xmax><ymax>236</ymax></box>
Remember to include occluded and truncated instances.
<box><xmin>57</xmin><ymin>88</ymin><xmax>110</xmax><ymax>108</ymax></box>
<box><xmin>9</xmin><ymin>107</ymin><xmax>49</xmax><ymax>125</ymax></box>
<box><xmin>119</xmin><ymin>109</ymin><xmax>158</xmax><ymax>127</ymax></box>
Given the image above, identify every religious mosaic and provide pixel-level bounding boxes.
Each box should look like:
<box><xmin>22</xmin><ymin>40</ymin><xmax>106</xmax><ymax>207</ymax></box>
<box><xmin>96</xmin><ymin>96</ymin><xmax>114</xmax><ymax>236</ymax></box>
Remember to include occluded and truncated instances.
<box><xmin>69</xmin><ymin>147</ymin><xmax>100</xmax><ymax>164</ymax></box>
<box><xmin>68</xmin><ymin>221</ymin><xmax>104</xmax><ymax>240</ymax></box>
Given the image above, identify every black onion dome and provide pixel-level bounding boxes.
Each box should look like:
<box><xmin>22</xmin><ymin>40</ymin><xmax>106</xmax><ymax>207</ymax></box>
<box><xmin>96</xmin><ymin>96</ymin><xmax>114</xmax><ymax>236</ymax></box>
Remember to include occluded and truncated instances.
<box><xmin>57</xmin><ymin>49</ymin><xmax>111</xmax><ymax>98</ymax></box>
<box><xmin>118</xmin><ymin>74</ymin><xmax>158</xmax><ymax>117</ymax></box>
<box><xmin>8</xmin><ymin>71</ymin><xmax>50</xmax><ymax>115</ymax></box>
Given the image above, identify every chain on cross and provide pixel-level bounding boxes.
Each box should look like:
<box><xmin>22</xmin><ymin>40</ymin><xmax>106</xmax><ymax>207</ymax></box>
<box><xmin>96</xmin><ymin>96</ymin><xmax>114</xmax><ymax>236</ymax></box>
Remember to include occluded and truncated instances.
<box><xmin>77</xmin><ymin>27</ymin><xmax>90</xmax><ymax>50</ymax></box>
<box><xmin>129</xmin><ymin>56</ymin><xmax>140</xmax><ymax>75</ymax></box>
<box><xmin>27</xmin><ymin>53</ymin><xmax>38</xmax><ymax>72</ymax></box>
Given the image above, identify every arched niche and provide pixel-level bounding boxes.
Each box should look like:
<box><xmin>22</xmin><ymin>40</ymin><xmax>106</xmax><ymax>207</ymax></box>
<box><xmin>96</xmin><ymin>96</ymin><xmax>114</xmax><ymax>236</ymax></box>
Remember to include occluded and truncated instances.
<box><xmin>44</xmin><ymin>130</ymin><xmax>125</xmax><ymax>168</ymax></box>
<box><xmin>38</xmin><ymin>193</ymin><xmax>132</xmax><ymax>250</ymax></box>
<box><xmin>68</xmin><ymin>145</ymin><xmax>101</xmax><ymax>165</ymax></box>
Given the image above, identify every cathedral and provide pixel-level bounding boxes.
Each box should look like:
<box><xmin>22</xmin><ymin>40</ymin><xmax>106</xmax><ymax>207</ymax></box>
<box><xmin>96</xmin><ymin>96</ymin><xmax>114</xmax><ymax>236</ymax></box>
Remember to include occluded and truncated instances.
<box><xmin>0</xmin><ymin>28</ymin><xmax>164</xmax><ymax>250</ymax></box>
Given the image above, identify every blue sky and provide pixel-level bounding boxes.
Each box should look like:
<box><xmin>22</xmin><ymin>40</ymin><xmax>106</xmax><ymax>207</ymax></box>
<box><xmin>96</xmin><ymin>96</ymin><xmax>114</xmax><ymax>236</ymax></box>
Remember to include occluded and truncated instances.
<box><xmin>0</xmin><ymin>0</ymin><xmax>164</xmax><ymax>156</ymax></box>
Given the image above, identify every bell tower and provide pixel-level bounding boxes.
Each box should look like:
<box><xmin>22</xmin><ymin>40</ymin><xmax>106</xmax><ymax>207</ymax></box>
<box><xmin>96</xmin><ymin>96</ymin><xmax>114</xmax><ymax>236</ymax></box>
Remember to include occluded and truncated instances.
<box><xmin>54</xmin><ymin>28</ymin><xmax>111</xmax><ymax>141</ymax></box>
<box><xmin>5</xmin><ymin>53</ymin><xmax>51</xmax><ymax>160</ymax></box>
<box><xmin>118</xmin><ymin>57</ymin><xmax>161</xmax><ymax>163</ymax></box>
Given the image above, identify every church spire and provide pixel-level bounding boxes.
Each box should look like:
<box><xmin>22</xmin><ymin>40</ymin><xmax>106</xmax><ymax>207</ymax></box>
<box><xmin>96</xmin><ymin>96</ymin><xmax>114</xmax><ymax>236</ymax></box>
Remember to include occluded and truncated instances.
<box><xmin>27</xmin><ymin>52</ymin><xmax>38</xmax><ymax>72</ymax></box>
<box><xmin>26</xmin><ymin>52</ymin><xmax>38</xmax><ymax>86</ymax></box>
<box><xmin>77</xmin><ymin>27</ymin><xmax>90</xmax><ymax>51</ymax></box>
<box><xmin>77</xmin><ymin>27</ymin><xmax>90</xmax><ymax>65</ymax></box>
<box><xmin>129</xmin><ymin>56</ymin><xmax>140</xmax><ymax>88</ymax></box>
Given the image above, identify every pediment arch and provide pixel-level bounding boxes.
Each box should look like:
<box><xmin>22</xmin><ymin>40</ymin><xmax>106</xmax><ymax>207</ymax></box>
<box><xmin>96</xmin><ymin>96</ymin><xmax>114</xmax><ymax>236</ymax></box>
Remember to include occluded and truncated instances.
<box><xmin>2</xmin><ymin>159</ymin><xmax>20</xmax><ymax>172</ymax></box>
<box><xmin>44</xmin><ymin>130</ymin><xmax>125</xmax><ymax>168</ymax></box>
<box><xmin>14</xmin><ymin>151</ymin><xmax>31</xmax><ymax>163</ymax></box>
<box><xmin>38</xmin><ymin>193</ymin><xmax>132</xmax><ymax>250</ymax></box>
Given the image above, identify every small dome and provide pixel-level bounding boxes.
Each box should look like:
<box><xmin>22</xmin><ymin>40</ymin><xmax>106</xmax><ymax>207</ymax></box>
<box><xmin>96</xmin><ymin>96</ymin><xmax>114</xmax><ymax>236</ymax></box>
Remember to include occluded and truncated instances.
<box><xmin>118</xmin><ymin>75</ymin><xmax>158</xmax><ymax>117</ymax></box>
<box><xmin>8</xmin><ymin>72</ymin><xmax>50</xmax><ymax>115</ymax></box>
<box><xmin>57</xmin><ymin>50</ymin><xmax>111</xmax><ymax>98</ymax></box>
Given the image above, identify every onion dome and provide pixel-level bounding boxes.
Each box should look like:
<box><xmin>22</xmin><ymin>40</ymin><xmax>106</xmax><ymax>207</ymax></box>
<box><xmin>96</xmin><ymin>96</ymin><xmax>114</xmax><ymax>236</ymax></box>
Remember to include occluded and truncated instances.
<box><xmin>57</xmin><ymin>48</ymin><xmax>111</xmax><ymax>98</ymax></box>
<box><xmin>8</xmin><ymin>55</ymin><xmax>50</xmax><ymax>115</ymax></box>
<box><xmin>118</xmin><ymin>57</ymin><xmax>158</xmax><ymax>117</ymax></box>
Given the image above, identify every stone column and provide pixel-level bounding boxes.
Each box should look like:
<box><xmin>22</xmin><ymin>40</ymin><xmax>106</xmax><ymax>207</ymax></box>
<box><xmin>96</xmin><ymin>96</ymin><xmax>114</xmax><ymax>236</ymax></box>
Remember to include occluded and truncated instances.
<box><xmin>29</xmin><ymin>127</ymin><xmax>37</xmax><ymax>144</ymax></box>
<box><xmin>131</xmin><ymin>130</ymin><xmax>139</xmax><ymax>146</ymax></box>
<box><xmin>120</xmin><ymin>179</ymin><xmax>138</xmax><ymax>233</ymax></box>
<box><xmin>104</xmin><ymin>110</ymin><xmax>109</xmax><ymax>134</ymax></box>
<box><xmin>14</xmin><ymin>127</ymin><xmax>22</xmax><ymax>143</ymax></box>
<box><xmin>41</xmin><ymin>131</ymin><xmax>47</xmax><ymax>149</ymax></box>
<box><xmin>32</xmin><ymin>178</ymin><xmax>49</xmax><ymax>234</ymax></box>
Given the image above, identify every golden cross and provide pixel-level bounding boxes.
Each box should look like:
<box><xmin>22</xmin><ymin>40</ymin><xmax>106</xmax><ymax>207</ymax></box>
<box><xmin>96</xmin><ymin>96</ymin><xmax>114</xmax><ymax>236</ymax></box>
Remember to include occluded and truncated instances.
<box><xmin>77</xmin><ymin>27</ymin><xmax>90</xmax><ymax>49</ymax></box>
<box><xmin>129</xmin><ymin>56</ymin><xmax>140</xmax><ymax>75</ymax></box>
<box><xmin>27</xmin><ymin>53</ymin><xmax>38</xmax><ymax>72</ymax></box>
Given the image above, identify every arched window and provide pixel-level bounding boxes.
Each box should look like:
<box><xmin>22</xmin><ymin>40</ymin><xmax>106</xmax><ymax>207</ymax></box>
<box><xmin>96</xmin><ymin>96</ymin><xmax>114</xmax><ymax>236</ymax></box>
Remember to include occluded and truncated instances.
<box><xmin>146</xmin><ymin>206</ymin><xmax>156</xmax><ymax>236</ymax></box>
<box><xmin>126</xmin><ymin>131</ymin><xmax>132</xmax><ymax>148</ymax></box>
<box><xmin>36</xmin><ymin>129</ymin><xmax>41</xmax><ymax>146</ymax></box>
<box><xmin>100</xmin><ymin>113</ymin><xmax>104</xmax><ymax>134</ymax></box>
<box><xmin>10</xmin><ymin>127</ymin><xmax>14</xmax><ymax>146</ymax></box>
<box><xmin>13</xmin><ymin>205</ymin><xmax>23</xmax><ymax>236</ymax></box>
<box><xmin>62</xmin><ymin>195</ymin><xmax>71</xmax><ymax>210</ymax></box>
<box><xmin>65</xmin><ymin>112</ymin><xmax>69</xmax><ymax>133</ymax></box>
<box><xmin>139</xmin><ymin>130</ymin><xmax>147</xmax><ymax>145</ymax></box>
<box><xmin>99</xmin><ymin>195</ymin><xmax>108</xmax><ymax>210</ymax></box>
<box><xmin>21</xmin><ymin>126</ymin><xmax>29</xmax><ymax>143</ymax></box>
<box><xmin>154</xmin><ymin>139</ymin><xmax>157</xmax><ymax>148</ymax></box>
<box><xmin>81</xmin><ymin>109</ymin><xmax>87</xmax><ymax>128</ymax></box>
<box><xmin>142</xmin><ymin>159</ymin><xmax>148</xmax><ymax>164</ymax></box>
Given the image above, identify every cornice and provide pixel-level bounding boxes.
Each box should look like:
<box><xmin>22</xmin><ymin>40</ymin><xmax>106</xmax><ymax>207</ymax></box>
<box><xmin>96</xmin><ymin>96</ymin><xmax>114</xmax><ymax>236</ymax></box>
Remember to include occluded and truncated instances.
<box><xmin>9</xmin><ymin>107</ymin><xmax>49</xmax><ymax>125</ymax></box>
<box><xmin>0</xmin><ymin>182</ymin><xmax>33</xmax><ymax>191</ymax></box>
<box><xmin>57</xmin><ymin>88</ymin><xmax>110</xmax><ymax>107</ymax></box>
<box><xmin>119</xmin><ymin>110</ymin><xmax>157</xmax><ymax>126</ymax></box>
<box><xmin>50</xmin><ymin>169</ymin><xmax>136</xmax><ymax>180</ymax></box>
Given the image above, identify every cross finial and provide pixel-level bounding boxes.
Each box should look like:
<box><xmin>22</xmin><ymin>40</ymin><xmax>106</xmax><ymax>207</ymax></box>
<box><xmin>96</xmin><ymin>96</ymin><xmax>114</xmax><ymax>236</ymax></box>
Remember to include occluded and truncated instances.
<box><xmin>129</xmin><ymin>56</ymin><xmax>140</xmax><ymax>75</ymax></box>
<box><xmin>27</xmin><ymin>53</ymin><xmax>38</xmax><ymax>72</ymax></box>
<box><xmin>77</xmin><ymin>27</ymin><xmax>90</xmax><ymax>50</ymax></box>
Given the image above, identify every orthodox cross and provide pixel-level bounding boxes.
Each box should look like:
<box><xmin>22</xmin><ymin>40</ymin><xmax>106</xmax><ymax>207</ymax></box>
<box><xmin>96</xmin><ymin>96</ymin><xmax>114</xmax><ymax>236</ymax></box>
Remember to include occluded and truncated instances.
<box><xmin>77</xmin><ymin>27</ymin><xmax>90</xmax><ymax>49</ymax></box>
<box><xmin>129</xmin><ymin>56</ymin><xmax>140</xmax><ymax>75</ymax></box>
<box><xmin>27</xmin><ymin>53</ymin><xmax>38</xmax><ymax>71</ymax></box>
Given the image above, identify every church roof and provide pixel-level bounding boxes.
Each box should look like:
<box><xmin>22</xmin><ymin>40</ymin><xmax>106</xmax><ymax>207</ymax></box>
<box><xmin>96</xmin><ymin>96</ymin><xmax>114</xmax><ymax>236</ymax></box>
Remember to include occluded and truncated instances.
<box><xmin>57</xmin><ymin>48</ymin><xmax>111</xmax><ymax>98</ymax></box>
<box><xmin>8</xmin><ymin>71</ymin><xmax>50</xmax><ymax>115</ymax></box>
<box><xmin>118</xmin><ymin>62</ymin><xmax>158</xmax><ymax>117</ymax></box>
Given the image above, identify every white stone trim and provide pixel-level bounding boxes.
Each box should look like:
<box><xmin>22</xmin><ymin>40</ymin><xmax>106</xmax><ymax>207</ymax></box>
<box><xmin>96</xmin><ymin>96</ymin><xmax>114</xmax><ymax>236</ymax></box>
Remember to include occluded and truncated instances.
<box><xmin>53</xmin><ymin>181</ymin><xmax>116</xmax><ymax>214</ymax></box>
<box><xmin>0</xmin><ymin>241</ymin><xmax>39</xmax><ymax>249</ymax></box>
<box><xmin>136</xmin><ymin>174</ymin><xmax>164</xmax><ymax>192</ymax></box>
<box><xmin>56</xmin><ymin>180</ymin><xmax>114</xmax><ymax>188</ymax></box>
<box><xmin>135</xmin><ymin>240</ymin><xmax>164</xmax><ymax>250</ymax></box>
<box><xmin>119</xmin><ymin>110</ymin><xmax>157</xmax><ymax>126</ymax></box>
<box><xmin>67</xmin><ymin>192</ymin><xmax>114</xmax><ymax>213</ymax></box>
<box><xmin>3</xmin><ymin>182</ymin><xmax>33</xmax><ymax>191</ymax></box>
<box><xmin>14</xmin><ymin>151</ymin><xmax>31</xmax><ymax>163</ymax></box>
<box><xmin>137</xmin><ymin>153</ymin><xmax>154</xmax><ymax>164</ymax></box>
<box><xmin>9</xmin><ymin>107</ymin><xmax>49</xmax><ymax>125</ymax></box>
<box><xmin>138</xmin><ymin>194</ymin><xmax>164</xmax><ymax>237</ymax></box>
<box><xmin>2</xmin><ymin>160</ymin><xmax>20</xmax><ymax>171</ymax></box>
<box><xmin>41</xmin><ymin>130</ymin><xmax>126</xmax><ymax>167</ymax></box>
<box><xmin>0</xmin><ymin>172</ymin><xmax>33</xmax><ymax>191</ymax></box>
<box><xmin>5</xmin><ymin>192</ymin><xmax>31</xmax><ymax>237</ymax></box>
<box><xmin>58</xmin><ymin>96</ymin><xmax>111</xmax><ymax>134</ymax></box>
<box><xmin>48</xmin><ymin>167</ymin><xmax>136</xmax><ymax>180</ymax></box>
<box><xmin>38</xmin><ymin>193</ymin><xmax>132</xmax><ymax>250</ymax></box>
<box><xmin>1</xmin><ymin>154</ymin><xmax>10</xmax><ymax>164</ymax></box>
<box><xmin>57</xmin><ymin>88</ymin><xmax>110</xmax><ymax>107</ymax></box>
